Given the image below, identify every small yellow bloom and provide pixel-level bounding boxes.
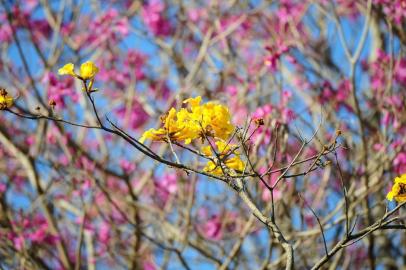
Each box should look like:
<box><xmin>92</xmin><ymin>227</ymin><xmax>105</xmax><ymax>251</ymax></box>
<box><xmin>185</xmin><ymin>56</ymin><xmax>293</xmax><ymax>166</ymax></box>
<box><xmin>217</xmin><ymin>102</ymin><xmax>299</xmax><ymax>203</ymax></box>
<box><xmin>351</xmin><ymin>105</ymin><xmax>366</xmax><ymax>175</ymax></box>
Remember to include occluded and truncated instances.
<box><xmin>0</xmin><ymin>88</ymin><xmax>13</xmax><ymax>109</ymax></box>
<box><xmin>201</xmin><ymin>145</ymin><xmax>212</xmax><ymax>156</ymax></box>
<box><xmin>224</xmin><ymin>156</ymin><xmax>245</xmax><ymax>172</ymax></box>
<box><xmin>387</xmin><ymin>174</ymin><xmax>406</xmax><ymax>203</ymax></box>
<box><xmin>58</xmin><ymin>63</ymin><xmax>76</xmax><ymax>76</ymax></box>
<box><xmin>202</xmin><ymin>140</ymin><xmax>244</xmax><ymax>176</ymax></box>
<box><xmin>79</xmin><ymin>61</ymin><xmax>99</xmax><ymax>80</ymax></box>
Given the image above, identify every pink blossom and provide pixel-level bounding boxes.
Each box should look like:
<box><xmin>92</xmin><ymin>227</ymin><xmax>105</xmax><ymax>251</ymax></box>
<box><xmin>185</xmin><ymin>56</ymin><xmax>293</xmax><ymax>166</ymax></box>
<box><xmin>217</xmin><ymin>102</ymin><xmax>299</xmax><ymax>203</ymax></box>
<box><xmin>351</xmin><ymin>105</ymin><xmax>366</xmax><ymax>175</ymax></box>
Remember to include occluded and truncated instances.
<box><xmin>282</xmin><ymin>90</ymin><xmax>292</xmax><ymax>104</ymax></box>
<box><xmin>251</xmin><ymin>104</ymin><xmax>273</xmax><ymax>145</ymax></box>
<box><xmin>155</xmin><ymin>173</ymin><xmax>178</xmax><ymax>204</ymax></box>
<box><xmin>141</xmin><ymin>0</ymin><xmax>172</xmax><ymax>36</ymax></box>
<box><xmin>200</xmin><ymin>214</ymin><xmax>222</xmax><ymax>240</ymax></box>
<box><xmin>381</xmin><ymin>110</ymin><xmax>391</xmax><ymax>127</ymax></box>
<box><xmin>187</xmin><ymin>8</ymin><xmax>207</xmax><ymax>23</ymax></box>
<box><xmin>197</xmin><ymin>210</ymin><xmax>238</xmax><ymax>240</ymax></box>
<box><xmin>337</xmin><ymin>0</ymin><xmax>360</xmax><ymax>19</ymax></box>
<box><xmin>107</xmin><ymin>177</ymin><xmax>128</xmax><ymax>194</ymax></box>
<box><xmin>143</xmin><ymin>261</ymin><xmax>157</xmax><ymax>270</ymax></box>
<box><xmin>98</xmin><ymin>221</ymin><xmax>111</xmax><ymax>244</ymax></box>
<box><xmin>393</xmin><ymin>152</ymin><xmax>406</xmax><ymax>174</ymax></box>
<box><xmin>25</xmin><ymin>135</ymin><xmax>36</xmax><ymax>146</ymax></box>
<box><xmin>75</xmin><ymin>216</ymin><xmax>95</xmax><ymax>233</ymax></box>
<box><xmin>373</xmin><ymin>143</ymin><xmax>384</xmax><ymax>151</ymax></box>
<box><xmin>0</xmin><ymin>16</ymin><xmax>12</xmax><ymax>42</ymax></box>
<box><xmin>277</xmin><ymin>0</ymin><xmax>305</xmax><ymax>25</ymax></box>
<box><xmin>43</xmin><ymin>72</ymin><xmax>77</xmax><ymax>109</ymax></box>
<box><xmin>20</xmin><ymin>0</ymin><xmax>38</xmax><ymax>13</ymax></box>
<box><xmin>319</xmin><ymin>81</ymin><xmax>335</xmax><ymax>104</ymax></box>
<box><xmin>226</xmin><ymin>85</ymin><xmax>238</xmax><ymax>95</ymax></box>
<box><xmin>281</xmin><ymin>108</ymin><xmax>296</xmax><ymax>123</ymax></box>
<box><xmin>29</xmin><ymin>228</ymin><xmax>47</xmax><ymax>243</ymax></box>
<box><xmin>120</xmin><ymin>159</ymin><xmax>136</xmax><ymax>174</ymax></box>
<box><xmin>304</xmin><ymin>213</ymin><xmax>315</xmax><ymax>227</ymax></box>
<box><xmin>87</xmin><ymin>9</ymin><xmax>129</xmax><ymax>47</ymax></box>
<box><xmin>394</xmin><ymin>58</ymin><xmax>406</xmax><ymax>86</ymax></box>
<box><xmin>336</xmin><ymin>80</ymin><xmax>351</xmax><ymax>103</ymax></box>
<box><xmin>77</xmin><ymin>156</ymin><xmax>95</xmax><ymax>172</ymax></box>
<box><xmin>375</xmin><ymin>0</ymin><xmax>406</xmax><ymax>24</ymax></box>
<box><xmin>264</xmin><ymin>40</ymin><xmax>290</xmax><ymax>72</ymax></box>
<box><xmin>115</xmin><ymin>100</ymin><xmax>149</xmax><ymax>130</ymax></box>
<box><xmin>13</xmin><ymin>235</ymin><xmax>24</xmax><ymax>251</ymax></box>
<box><xmin>0</xmin><ymin>182</ymin><xmax>6</xmax><ymax>193</ymax></box>
<box><xmin>58</xmin><ymin>154</ymin><xmax>70</xmax><ymax>166</ymax></box>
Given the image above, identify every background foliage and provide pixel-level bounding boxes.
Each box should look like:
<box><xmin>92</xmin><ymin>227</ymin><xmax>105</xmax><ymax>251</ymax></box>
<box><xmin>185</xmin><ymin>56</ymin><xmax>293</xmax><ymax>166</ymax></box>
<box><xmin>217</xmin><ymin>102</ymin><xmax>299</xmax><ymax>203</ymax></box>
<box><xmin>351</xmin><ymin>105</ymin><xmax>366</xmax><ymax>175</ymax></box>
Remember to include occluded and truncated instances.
<box><xmin>0</xmin><ymin>0</ymin><xmax>406</xmax><ymax>269</ymax></box>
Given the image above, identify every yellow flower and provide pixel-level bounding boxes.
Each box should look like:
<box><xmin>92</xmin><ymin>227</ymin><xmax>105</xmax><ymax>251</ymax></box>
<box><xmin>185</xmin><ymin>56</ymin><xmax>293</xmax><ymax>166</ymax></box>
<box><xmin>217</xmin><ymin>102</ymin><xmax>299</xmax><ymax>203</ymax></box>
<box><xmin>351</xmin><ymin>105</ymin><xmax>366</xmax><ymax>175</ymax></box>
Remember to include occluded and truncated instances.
<box><xmin>185</xmin><ymin>98</ymin><xmax>235</xmax><ymax>140</ymax></box>
<box><xmin>140</xmin><ymin>96</ymin><xmax>236</xmax><ymax>145</ymax></box>
<box><xmin>58</xmin><ymin>61</ymin><xmax>99</xmax><ymax>80</ymax></box>
<box><xmin>79</xmin><ymin>61</ymin><xmax>99</xmax><ymax>80</ymax></box>
<box><xmin>0</xmin><ymin>89</ymin><xmax>13</xmax><ymax>109</ymax></box>
<box><xmin>58</xmin><ymin>63</ymin><xmax>76</xmax><ymax>76</ymax></box>
<box><xmin>387</xmin><ymin>174</ymin><xmax>406</xmax><ymax>203</ymax></box>
<box><xmin>202</xmin><ymin>141</ymin><xmax>245</xmax><ymax>176</ymax></box>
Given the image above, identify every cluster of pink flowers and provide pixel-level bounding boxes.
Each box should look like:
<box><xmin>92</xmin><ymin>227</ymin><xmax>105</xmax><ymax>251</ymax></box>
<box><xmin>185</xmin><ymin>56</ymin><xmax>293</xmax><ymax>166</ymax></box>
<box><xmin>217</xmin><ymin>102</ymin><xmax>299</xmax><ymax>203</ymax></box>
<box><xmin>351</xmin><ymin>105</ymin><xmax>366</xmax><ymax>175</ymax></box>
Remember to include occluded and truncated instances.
<box><xmin>88</xmin><ymin>9</ymin><xmax>129</xmax><ymax>47</ymax></box>
<box><xmin>251</xmin><ymin>90</ymin><xmax>295</xmax><ymax>145</ymax></box>
<box><xmin>374</xmin><ymin>0</ymin><xmax>406</xmax><ymax>24</ymax></box>
<box><xmin>0</xmin><ymin>13</ymin><xmax>12</xmax><ymax>42</ymax></box>
<box><xmin>197</xmin><ymin>208</ymin><xmax>239</xmax><ymax>240</ymax></box>
<box><xmin>264</xmin><ymin>41</ymin><xmax>290</xmax><ymax>72</ymax></box>
<box><xmin>154</xmin><ymin>173</ymin><xmax>178</xmax><ymax>205</ymax></box>
<box><xmin>115</xmin><ymin>99</ymin><xmax>149</xmax><ymax>130</ymax></box>
<box><xmin>141</xmin><ymin>0</ymin><xmax>172</xmax><ymax>36</ymax></box>
<box><xmin>3</xmin><ymin>214</ymin><xmax>59</xmax><ymax>251</ymax></box>
<box><xmin>61</xmin><ymin>8</ymin><xmax>129</xmax><ymax>49</ymax></box>
<box><xmin>318</xmin><ymin>79</ymin><xmax>352</xmax><ymax>111</ymax></box>
<box><xmin>43</xmin><ymin>72</ymin><xmax>78</xmax><ymax>109</ymax></box>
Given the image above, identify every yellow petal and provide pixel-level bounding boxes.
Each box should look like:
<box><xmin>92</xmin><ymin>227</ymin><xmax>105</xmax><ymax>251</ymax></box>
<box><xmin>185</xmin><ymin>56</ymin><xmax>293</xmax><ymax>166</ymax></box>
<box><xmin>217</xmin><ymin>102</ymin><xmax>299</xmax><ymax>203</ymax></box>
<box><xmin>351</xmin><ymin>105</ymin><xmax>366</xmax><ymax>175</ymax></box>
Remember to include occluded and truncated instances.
<box><xmin>183</xmin><ymin>96</ymin><xmax>202</xmax><ymax>108</ymax></box>
<box><xmin>386</xmin><ymin>191</ymin><xmax>394</xmax><ymax>201</ymax></box>
<box><xmin>201</xmin><ymin>145</ymin><xmax>212</xmax><ymax>156</ymax></box>
<box><xmin>226</xmin><ymin>157</ymin><xmax>245</xmax><ymax>171</ymax></box>
<box><xmin>184</xmin><ymin>138</ymin><xmax>192</xmax><ymax>145</ymax></box>
<box><xmin>140</xmin><ymin>128</ymin><xmax>160</xmax><ymax>143</ymax></box>
<box><xmin>395</xmin><ymin>194</ymin><xmax>406</xmax><ymax>203</ymax></box>
<box><xmin>58</xmin><ymin>63</ymin><xmax>76</xmax><ymax>76</ymax></box>
<box><xmin>203</xmin><ymin>161</ymin><xmax>222</xmax><ymax>175</ymax></box>
<box><xmin>395</xmin><ymin>174</ymin><xmax>406</xmax><ymax>184</ymax></box>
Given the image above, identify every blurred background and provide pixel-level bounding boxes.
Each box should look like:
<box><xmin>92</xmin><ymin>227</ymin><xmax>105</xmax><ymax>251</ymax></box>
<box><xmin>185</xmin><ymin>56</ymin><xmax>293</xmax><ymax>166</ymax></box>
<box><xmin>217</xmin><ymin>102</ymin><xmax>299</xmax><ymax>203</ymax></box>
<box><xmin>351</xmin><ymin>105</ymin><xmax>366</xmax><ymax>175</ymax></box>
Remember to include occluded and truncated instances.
<box><xmin>0</xmin><ymin>0</ymin><xmax>405</xmax><ymax>269</ymax></box>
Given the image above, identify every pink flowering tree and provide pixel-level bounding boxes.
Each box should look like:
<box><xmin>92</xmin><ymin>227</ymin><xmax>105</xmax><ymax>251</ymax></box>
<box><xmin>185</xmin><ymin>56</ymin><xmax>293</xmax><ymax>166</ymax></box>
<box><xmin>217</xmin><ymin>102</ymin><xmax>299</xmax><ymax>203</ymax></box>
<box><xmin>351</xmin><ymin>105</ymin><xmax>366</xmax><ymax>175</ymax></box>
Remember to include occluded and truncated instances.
<box><xmin>0</xmin><ymin>0</ymin><xmax>405</xmax><ymax>269</ymax></box>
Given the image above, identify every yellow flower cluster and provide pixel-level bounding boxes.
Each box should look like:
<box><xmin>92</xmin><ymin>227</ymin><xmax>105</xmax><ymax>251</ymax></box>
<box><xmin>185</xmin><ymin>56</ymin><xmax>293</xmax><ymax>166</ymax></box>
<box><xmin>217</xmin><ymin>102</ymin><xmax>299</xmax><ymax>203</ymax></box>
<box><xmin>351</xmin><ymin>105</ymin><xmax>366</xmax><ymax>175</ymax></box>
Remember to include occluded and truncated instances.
<box><xmin>141</xmin><ymin>96</ymin><xmax>245</xmax><ymax>176</ymax></box>
<box><xmin>0</xmin><ymin>88</ymin><xmax>13</xmax><ymax>110</ymax></box>
<box><xmin>58</xmin><ymin>61</ymin><xmax>99</xmax><ymax>80</ymax></box>
<box><xmin>387</xmin><ymin>174</ymin><xmax>406</xmax><ymax>203</ymax></box>
<box><xmin>140</xmin><ymin>96</ymin><xmax>235</xmax><ymax>144</ymax></box>
<box><xmin>202</xmin><ymin>141</ymin><xmax>245</xmax><ymax>176</ymax></box>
